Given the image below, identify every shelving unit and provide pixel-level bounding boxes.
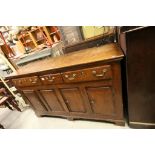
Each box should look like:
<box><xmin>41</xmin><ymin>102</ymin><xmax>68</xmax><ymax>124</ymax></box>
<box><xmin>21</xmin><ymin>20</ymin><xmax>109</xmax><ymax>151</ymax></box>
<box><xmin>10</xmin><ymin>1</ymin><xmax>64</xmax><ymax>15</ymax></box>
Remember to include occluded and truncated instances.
<box><xmin>18</xmin><ymin>32</ymin><xmax>37</xmax><ymax>52</ymax></box>
<box><xmin>0</xmin><ymin>31</ymin><xmax>15</xmax><ymax>58</ymax></box>
<box><xmin>43</xmin><ymin>26</ymin><xmax>61</xmax><ymax>45</ymax></box>
<box><xmin>17</xmin><ymin>26</ymin><xmax>57</xmax><ymax>52</ymax></box>
<box><xmin>29</xmin><ymin>27</ymin><xmax>47</xmax><ymax>46</ymax></box>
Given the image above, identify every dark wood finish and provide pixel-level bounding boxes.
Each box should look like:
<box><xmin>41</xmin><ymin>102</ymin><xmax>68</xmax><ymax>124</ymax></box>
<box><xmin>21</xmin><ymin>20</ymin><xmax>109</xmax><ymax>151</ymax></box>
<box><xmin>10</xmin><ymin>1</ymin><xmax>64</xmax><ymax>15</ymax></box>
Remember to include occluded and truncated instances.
<box><xmin>62</xmin><ymin>65</ymin><xmax>112</xmax><ymax>83</ymax></box>
<box><xmin>6</xmin><ymin>43</ymin><xmax>123</xmax><ymax>78</ymax></box>
<box><xmin>60</xmin><ymin>87</ymin><xmax>86</xmax><ymax>113</ymax></box>
<box><xmin>7</xmin><ymin>43</ymin><xmax>124</xmax><ymax>126</ymax></box>
<box><xmin>12</xmin><ymin>76</ymin><xmax>41</xmax><ymax>87</ymax></box>
<box><xmin>23</xmin><ymin>90</ymin><xmax>48</xmax><ymax>112</ymax></box>
<box><xmin>40</xmin><ymin>73</ymin><xmax>63</xmax><ymax>85</ymax></box>
<box><xmin>119</xmin><ymin>26</ymin><xmax>155</xmax><ymax>128</ymax></box>
<box><xmin>39</xmin><ymin>89</ymin><xmax>64</xmax><ymax>112</ymax></box>
<box><xmin>86</xmin><ymin>86</ymin><xmax>114</xmax><ymax>115</ymax></box>
<box><xmin>63</xmin><ymin>29</ymin><xmax>115</xmax><ymax>53</ymax></box>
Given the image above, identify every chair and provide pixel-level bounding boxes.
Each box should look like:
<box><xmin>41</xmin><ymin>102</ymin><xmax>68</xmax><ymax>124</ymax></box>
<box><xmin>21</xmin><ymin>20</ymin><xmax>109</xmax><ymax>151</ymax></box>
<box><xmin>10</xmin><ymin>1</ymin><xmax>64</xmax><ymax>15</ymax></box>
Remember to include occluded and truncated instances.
<box><xmin>0</xmin><ymin>87</ymin><xmax>21</xmax><ymax>129</ymax></box>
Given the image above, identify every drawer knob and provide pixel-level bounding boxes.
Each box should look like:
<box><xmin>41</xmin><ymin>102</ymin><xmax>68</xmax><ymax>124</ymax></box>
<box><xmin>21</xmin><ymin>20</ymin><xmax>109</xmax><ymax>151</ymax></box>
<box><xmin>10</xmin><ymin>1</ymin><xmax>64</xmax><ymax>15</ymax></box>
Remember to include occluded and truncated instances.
<box><xmin>92</xmin><ymin>69</ymin><xmax>107</xmax><ymax>77</ymax></box>
<box><xmin>65</xmin><ymin>73</ymin><xmax>76</xmax><ymax>80</ymax></box>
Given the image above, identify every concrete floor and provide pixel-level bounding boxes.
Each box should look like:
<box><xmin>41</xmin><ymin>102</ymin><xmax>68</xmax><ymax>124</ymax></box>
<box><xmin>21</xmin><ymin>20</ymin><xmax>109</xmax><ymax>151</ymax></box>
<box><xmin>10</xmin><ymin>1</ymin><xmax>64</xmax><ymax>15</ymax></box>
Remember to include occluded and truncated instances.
<box><xmin>0</xmin><ymin>108</ymin><xmax>129</xmax><ymax>129</ymax></box>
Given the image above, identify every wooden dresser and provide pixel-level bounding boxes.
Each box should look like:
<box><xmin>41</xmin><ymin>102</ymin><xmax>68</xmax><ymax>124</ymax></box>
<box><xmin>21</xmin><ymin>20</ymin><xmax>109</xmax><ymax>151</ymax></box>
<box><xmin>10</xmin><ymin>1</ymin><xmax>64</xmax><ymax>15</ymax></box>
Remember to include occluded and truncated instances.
<box><xmin>6</xmin><ymin>43</ymin><xmax>125</xmax><ymax>126</ymax></box>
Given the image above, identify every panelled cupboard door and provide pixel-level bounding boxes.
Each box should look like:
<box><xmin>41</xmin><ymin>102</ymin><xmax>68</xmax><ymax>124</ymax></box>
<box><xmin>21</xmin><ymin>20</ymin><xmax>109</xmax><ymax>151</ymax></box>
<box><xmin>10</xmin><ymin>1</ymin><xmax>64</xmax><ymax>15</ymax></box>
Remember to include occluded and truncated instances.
<box><xmin>39</xmin><ymin>89</ymin><xmax>64</xmax><ymax>112</ymax></box>
<box><xmin>23</xmin><ymin>90</ymin><xmax>48</xmax><ymax>112</ymax></box>
<box><xmin>60</xmin><ymin>88</ymin><xmax>86</xmax><ymax>113</ymax></box>
<box><xmin>86</xmin><ymin>86</ymin><xmax>115</xmax><ymax>116</ymax></box>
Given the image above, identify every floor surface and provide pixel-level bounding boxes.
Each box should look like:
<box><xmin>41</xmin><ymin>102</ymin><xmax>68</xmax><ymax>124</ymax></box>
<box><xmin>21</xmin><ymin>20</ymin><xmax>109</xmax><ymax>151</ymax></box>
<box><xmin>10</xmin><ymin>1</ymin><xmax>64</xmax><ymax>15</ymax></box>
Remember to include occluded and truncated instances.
<box><xmin>0</xmin><ymin>108</ymin><xmax>129</xmax><ymax>129</ymax></box>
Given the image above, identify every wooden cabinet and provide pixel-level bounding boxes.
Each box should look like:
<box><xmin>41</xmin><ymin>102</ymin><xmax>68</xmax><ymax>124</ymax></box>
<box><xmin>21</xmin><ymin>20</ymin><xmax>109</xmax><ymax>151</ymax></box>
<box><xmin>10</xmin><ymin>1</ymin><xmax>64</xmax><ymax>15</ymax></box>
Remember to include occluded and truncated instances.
<box><xmin>119</xmin><ymin>26</ymin><xmax>155</xmax><ymax>128</ymax></box>
<box><xmin>23</xmin><ymin>90</ymin><xmax>48</xmax><ymax>112</ymax></box>
<box><xmin>8</xmin><ymin>43</ymin><xmax>124</xmax><ymax>126</ymax></box>
<box><xmin>39</xmin><ymin>89</ymin><xmax>64</xmax><ymax>112</ymax></box>
<box><xmin>62</xmin><ymin>65</ymin><xmax>112</xmax><ymax>83</ymax></box>
<box><xmin>12</xmin><ymin>76</ymin><xmax>41</xmax><ymax>87</ymax></box>
<box><xmin>60</xmin><ymin>87</ymin><xmax>86</xmax><ymax>113</ymax></box>
<box><xmin>86</xmin><ymin>86</ymin><xmax>114</xmax><ymax>115</ymax></box>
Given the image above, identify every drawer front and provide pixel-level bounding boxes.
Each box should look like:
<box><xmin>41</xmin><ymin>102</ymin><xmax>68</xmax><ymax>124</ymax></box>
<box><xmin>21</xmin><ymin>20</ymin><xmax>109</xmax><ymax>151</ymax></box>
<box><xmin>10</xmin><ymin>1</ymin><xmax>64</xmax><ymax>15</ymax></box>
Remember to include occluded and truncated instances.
<box><xmin>62</xmin><ymin>65</ymin><xmax>112</xmax><ymax>83</ymax></box>
<box><xmin>39</xmin><ymin>73</ymin><xmax>63</xmax><ymax>85</ymax></box>
<box><xmin>12</xmin><ymin>76</ymin><xmax>41</xmax><ymax>87</ymax></box>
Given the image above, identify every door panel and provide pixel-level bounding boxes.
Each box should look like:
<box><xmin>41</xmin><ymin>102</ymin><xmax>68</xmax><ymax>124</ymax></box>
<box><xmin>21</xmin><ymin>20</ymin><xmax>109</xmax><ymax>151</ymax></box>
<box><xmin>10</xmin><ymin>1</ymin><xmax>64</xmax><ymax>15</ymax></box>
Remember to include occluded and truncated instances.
<box><xmin>39</xmin><ymin>89</ymin><xmax>64</xmax><ymax>112</ymax></box>
<box><xmin>60</xmin><ymin>88</ymin><xmax>86</xmax><ymax>113</ymax></box>
<box><xmin>86</xmin><ymin>86</ymin><xmax>115</xmax><ymax>115</ymax></box>
<box><xmin>23</xmin><ymin>90</ymin><xmax>48</xmax><ymax>112</ymax></box>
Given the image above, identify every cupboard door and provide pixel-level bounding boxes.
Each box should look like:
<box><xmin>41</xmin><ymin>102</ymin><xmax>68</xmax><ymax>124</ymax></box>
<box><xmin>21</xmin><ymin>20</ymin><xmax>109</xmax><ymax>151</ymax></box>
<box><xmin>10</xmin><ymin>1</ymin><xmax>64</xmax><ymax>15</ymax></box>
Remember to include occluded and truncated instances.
<box><xmin>23</xmin><ymin>90</ymin><xmax>48</xmax><ymax>112</ymax></box>
<box><xmin>86</xmin><ymin>86</ymin><xmax>115</xmax><ymax>115</ymax></box>
<box><xmin>39</xmin><ymin>89</ymin><xmax>64</xmax><ymax>112</ymax></box>
<box><xmin>60</xmin><ymin>88</ymin><xmax>86</xmax><ymax>113</ymax></box>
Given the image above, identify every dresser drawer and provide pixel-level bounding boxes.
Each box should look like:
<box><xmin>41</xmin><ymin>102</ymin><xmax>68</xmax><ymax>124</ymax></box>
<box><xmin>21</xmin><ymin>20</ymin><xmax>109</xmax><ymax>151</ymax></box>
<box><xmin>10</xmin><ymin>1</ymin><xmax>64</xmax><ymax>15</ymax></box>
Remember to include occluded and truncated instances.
<box><xmin>62</xmin><ymin>65</ymin><xmax>112</xmax><ymax>83</ymax></box>
<box><xmin>40</xmin><ymin>73</ymin><xmax>63</xmax><ymax>85</ymax></box>
<box><xmin>12</xmin><ymin>76</ymin><xmax>41</xmax><ymax>87</ymax></box>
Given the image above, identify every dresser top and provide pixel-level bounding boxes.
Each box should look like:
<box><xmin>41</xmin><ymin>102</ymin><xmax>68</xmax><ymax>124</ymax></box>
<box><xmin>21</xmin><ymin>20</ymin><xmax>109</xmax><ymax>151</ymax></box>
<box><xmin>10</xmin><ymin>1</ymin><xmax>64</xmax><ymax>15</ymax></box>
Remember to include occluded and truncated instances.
<box><xmin>7</xmin><ymin>43</ymin><xmax>124</xmax><ymax>78</ymax></box>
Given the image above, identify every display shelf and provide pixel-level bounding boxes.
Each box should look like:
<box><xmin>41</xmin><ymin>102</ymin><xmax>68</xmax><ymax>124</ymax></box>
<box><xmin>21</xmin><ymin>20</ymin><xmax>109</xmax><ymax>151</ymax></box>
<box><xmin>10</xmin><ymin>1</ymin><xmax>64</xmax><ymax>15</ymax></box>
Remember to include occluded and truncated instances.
<box><xmin>36</xmin><ymin>38</ymin><xmax>45</xmax><ymax>42</ymax></box>
<box><xmin>17</xmin><ymin>26</ymin><xmax>60</xmax><ymax>53</ymax></box>
<box><xmin>43</xmin><ymin>26</ymin><xmax>60</xmax><ymax>44</ymax></box>
<box><xmin>18</xmin><ymin>32</ymin><xmax>37</xmax><ymax>52</ymax></box>
<box><xmin>50</xmin><ymin>30</ymin><xmax>60</xmax><ymax>35</ymax></box>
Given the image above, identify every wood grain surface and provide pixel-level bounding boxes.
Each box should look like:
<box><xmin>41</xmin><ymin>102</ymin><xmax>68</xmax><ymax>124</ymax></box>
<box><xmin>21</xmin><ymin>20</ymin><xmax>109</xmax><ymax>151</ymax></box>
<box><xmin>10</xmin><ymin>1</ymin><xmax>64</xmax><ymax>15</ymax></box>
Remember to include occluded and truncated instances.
<box><xmin>7</xmin><ymin>43</ymin><xmax>123</xmax><ymax>78</ymax></box>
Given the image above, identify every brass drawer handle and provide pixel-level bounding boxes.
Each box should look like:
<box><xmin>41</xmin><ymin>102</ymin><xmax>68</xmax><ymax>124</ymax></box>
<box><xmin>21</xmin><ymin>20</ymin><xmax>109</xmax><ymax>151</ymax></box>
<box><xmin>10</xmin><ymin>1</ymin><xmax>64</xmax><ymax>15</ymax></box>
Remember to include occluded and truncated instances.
<box><xmin>48</xmin><ymin>77</ymin><xmax>55</xmax><ymax>82</ymax></box>
<box><xmin>30</xmin><ymin>78</ymin><xmax>38</xmax><ymax>84</ymax></box>
<box><xmin>31</xmin><ymin>81</ymin><xmax>37</xmax><ymax>84</ymax></box>
<box><xmin>65</xmin><ymin>73</ymin><xmax>76</xmax><ymax>80</ymax></box>
<box><xmin>40</xmin><ymin>76</ymin><xmax>55</xmax><ymax>82</ymax></box>
<box><xmin>92</xmin><ymin>69</ymin><xmax>107</xmax><ymax>77</ymax></box>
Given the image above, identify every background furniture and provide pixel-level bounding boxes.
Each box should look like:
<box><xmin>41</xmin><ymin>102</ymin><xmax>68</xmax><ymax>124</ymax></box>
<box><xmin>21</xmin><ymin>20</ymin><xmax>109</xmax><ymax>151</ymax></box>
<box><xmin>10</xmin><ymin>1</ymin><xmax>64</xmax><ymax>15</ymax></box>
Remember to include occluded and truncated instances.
<box><xmin>6</xmin><ymin>43</ymin><xmax>125</xmax><ymax>126</ymax></box>
<box><xmin>13</xmin><ymin>42</ymin><xmax>63</xmax><ymax>67</ymax></box>
<box><xmin>60</xmin><ymin>26</ymin><xmax>116</xmax><ymax>53</ymax></box>
<box><xmin>0</xmin><ymin>31</ymin><xmax>16</xmax><ymax>58</ymax></box>
<box><xmin>17</xmin><ymin>26</ymin><xmax>60</xmax><ymax>53</ymax></box>
<box><xmin>43</xmin><ymin>26</ymin><xmax>60</xmax><ymax>45</ymax></box>
<box><xmin>0</xmin><ymin>87</ymin><xmax>21</xmax><ymax>129</ymax></box>
<box><xmin>18</xmin><ymin>31</ymin><xmax>37</xmax><ymax>52</ymax></box>
<box><xmin>81</xmin><ymin>26</ymin><xmax>114</xmax><ymax>40</ymax></box>
<box><xmin>118</xmin><ymin>26</ymin><xmax>155</xmax><ymax>128</ymax></box>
